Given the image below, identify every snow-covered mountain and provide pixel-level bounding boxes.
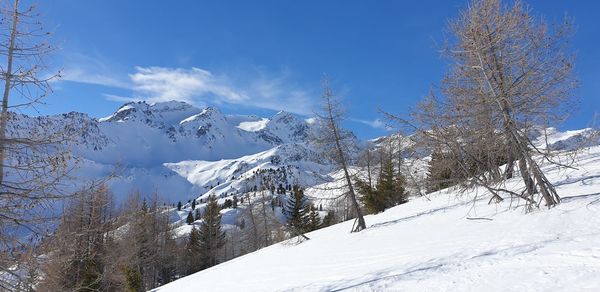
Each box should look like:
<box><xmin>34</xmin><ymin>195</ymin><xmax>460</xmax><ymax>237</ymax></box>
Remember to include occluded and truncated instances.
<box><xmin>10</xmin><ymin>101</ymin><xmax>598</xmax><ymax>220</ymax></box>
<box><xmin>165</xmin><ymin>143</ymin><xmax>334</xmax><ymax>200</ymax></box>
<box><xmin>7</xmin><ymin>101</ymin><xmax>321</xmax><ymax>201</ymax></box>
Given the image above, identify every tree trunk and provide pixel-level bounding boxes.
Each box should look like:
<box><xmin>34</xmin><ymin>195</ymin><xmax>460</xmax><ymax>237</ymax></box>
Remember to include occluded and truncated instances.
<box><xmin>0</xmin><ymin>0</ymin><xmax>19</xmax><ymax>186</ymax></box>
<box><xmin>328</xmin><ymin>104</ymin><xmax>366</xmax><ymax>232</ymax></box>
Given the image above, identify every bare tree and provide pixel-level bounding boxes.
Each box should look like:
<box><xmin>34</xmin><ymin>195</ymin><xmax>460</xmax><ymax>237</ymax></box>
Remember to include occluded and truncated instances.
<box><xmin>387</xmin><ymin>0</ymin><xmax>577</xmax><ymax>209</ymax></box>
<box><xmin>312</xmin><ymin>76</ymin><xmax>366</xmax><ymax>232</ymax></box>
<box><xmin>0</xmin><ymin>0</ymin><xmax>71</xmax><ymax>279</ymax></box>
<box><xmin>39</xmin><ymin>184</ymin><xmax>119</xmax><ymax>292</ymax></box>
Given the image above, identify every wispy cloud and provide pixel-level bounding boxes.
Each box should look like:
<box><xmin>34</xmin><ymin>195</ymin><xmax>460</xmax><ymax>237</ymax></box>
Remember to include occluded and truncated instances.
<box><xmin>58</xmin><ymin>55</ymin><xmax>315</xmax><ymax>115</ymax></box>
<box><xmin>351</xmin><ymin>118</ymin><xmax>392</xmax><ymax>131</ymax></box>
<box><xmin>129</xmin><ymin>67</ymin><xmax>246</xmax><ymax>105</ymax></box>
<box><xmin>59</xmin><ymin>53</ymin><xmax>131</xmax><ymax>89</ymax></box>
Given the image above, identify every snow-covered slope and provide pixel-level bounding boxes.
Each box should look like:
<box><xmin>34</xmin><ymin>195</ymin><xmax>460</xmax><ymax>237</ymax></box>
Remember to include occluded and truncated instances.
<box><xmin>165</xmin><ymin>143</ymin><xmax>333</xmax><ymax>201</ymax></box>
<box><xmin>154</xmin><ymin>146</ymin><xmax>600</xmax><ymax>292</ymax></box>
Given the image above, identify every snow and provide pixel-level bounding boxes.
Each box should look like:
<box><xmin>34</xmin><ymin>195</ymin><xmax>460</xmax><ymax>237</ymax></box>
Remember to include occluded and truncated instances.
<box><xmin>164</xmin><ymin>143</ymin><xmax>334</xmax><ymax>201</ymax></box>
<box><xmin>153</xmin><ymin>146</ymin><xmax>600</xmax><ymax>292</ymax></box>
<box><xmin>305</xmin><ymin>117</ymin><xmax>317</xmax><ymax>124</ymax></box>
<box><xmin>237</xmin><ymin>118</ymin><xmax>270</xmax><ymax>132</ymax></box>
<box><xmin>7</xmin><ymin>101</ymin><xmax>318</xmax><ymax>203</ymax></box>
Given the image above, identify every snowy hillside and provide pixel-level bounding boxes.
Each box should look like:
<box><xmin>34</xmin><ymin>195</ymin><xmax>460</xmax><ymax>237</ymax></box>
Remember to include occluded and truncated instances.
<box><xmin>165</xmin><ymin>143</ymin><xmax>334</xmax><ymax>200</ymax></box>
<box><xmin>154</xmin><ymin>145</ymin><xmax>600</xmax><ymax>292</ymax></box>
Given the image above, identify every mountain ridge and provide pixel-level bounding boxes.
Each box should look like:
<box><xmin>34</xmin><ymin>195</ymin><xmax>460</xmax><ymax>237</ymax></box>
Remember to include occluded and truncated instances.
<box><xmin>7</xmin><ymin>100</ymin><xmax>323</xmax><ymax>201</ymax></box>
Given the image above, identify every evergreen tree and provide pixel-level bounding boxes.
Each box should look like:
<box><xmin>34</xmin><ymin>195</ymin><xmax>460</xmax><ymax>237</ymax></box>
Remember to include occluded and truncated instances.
<box><xmin>357</xmin><ymin>149</ymin><xmax>408</xmax><ymax>214</ymax></box>
<box><xmin>222</xmin><ymin>198</ymin><xmax>233</xmax><ymax>209</ymax></box>
<box><xmin>426</xmin><ymin>148</ymin><xmax>459</xmax><ymax>193</ymax></box>
<box><xmin>356</xmin><ymin>178</ymin><xmax>384</xmax><ymax>214</ymax></box>
<box><xmin>303</xmin><ymin>205</ymin><xmax>321</xmax><ymax>232</ymax></box>
<box><xmin>321</xmin><ymin>210</ymin><xmax>336</xmax><ymax>227</ymax></box>
<box><xmin>177</xmin><ymin>201</ymin><xmax>182</xmax><ymax>211</ymax></box>
<box><xmin>186</xmin><ymin>211</ymin><xmax>194</xmax><ymax>225</ymax></box>
<box><xmin>191</xmin><ymin>198</ymin><xmax>196</xmax><ymax>210</ymax></box>
<box><xmin>283</xmin><ymin>186</ymin><xmax>308</xmax><ymax>231</ymax></box>
<box><xmin>378</xmin><ymin>152</ymin><xmax>408</xmax><ymax>206</ymax></box>
<box><xmin>194</xmin><ymin>208</ymin><xmax>201</xmax><ymax>221</ymax></box>
<box><xmin>198</xmin><ymin>195</ymin><xmax>226</xmax><ymax>268</ymax></box>
<box><xmin>232</xmin><ymin>195</ymin><xmax>238</xmax><ymax>208</ymax></box>
<box><xmin>183</xmin><ymin>227</ymin><xmax>203</xmax><ymax>274</ymax></box>
<box><xmin>124</xmin><ymin>266</ymin><xmax>143</xmax><ymax>292</ymax></box>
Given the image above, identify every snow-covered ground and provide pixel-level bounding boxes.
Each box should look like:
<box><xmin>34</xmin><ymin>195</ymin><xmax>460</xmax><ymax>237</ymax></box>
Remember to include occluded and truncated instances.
<box><xmin>153</xmin><ymin>146</ymin><xmax>600</xmax><ymax>292</ymax></box>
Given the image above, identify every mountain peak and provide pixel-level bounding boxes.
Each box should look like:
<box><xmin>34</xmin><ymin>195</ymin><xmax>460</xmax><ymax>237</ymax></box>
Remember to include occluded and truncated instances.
<box><xmin>270</xmin><ymin>110</ymin><xmax>300</xmax><ymax>125</ymax></box>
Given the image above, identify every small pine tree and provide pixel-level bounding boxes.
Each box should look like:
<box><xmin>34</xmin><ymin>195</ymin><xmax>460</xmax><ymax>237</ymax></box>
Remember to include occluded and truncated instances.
<box><xmin>194</xmin><ymin>209</ymin><xmax>201</xmax><ymax>221</ymax></box>
<box><xmin>232</xmin><ymin>195</ymin><xmax>238</xmax><ymax>208</ymax></box>
<box><xmin>222</xmin><ymin>199</ymin><xmax>232</xmax><ymax>209</ymax></box>
<box><xmin>186</xmin><ymin>211</ymin><xmax>194</xmax><ymax>225</ymax></box>
<box><xmin>184</xmin><ymin>227</ymin><xmax>203</xmax><ymax>274</ymax></box>
<box><xmin>198</xmin><ymin>195</ymin><xmax>226</xmax><ymax>268</ymax></box>
<box><xmin>321</xmin><ymin>210</ymin><xmax>336</xmax><ymax>227</ymax></box>
<box><xmin>191</xmin><ymin>198</ymin><xmax>197</xmax><ymax>210</ymax></box>
<box><xmin>356</xmin><ymin>178</ymin><xmax>383</xmax><ymax>214</ymax></box>
<box><xmin>177</xmin><ymin>201</ymin><xmax>182</xmax><ymax>211</ymax></box>
<box><xmin>357</xmin><ymin>150</ymin><xmax>408</xmax><ymax>214</ymax></box>
<box><xmin>284</xmin><ymin>186</ymin><xmax>308</xmax><ymax>231</ymax></box>
<box><xmin>304</xmin><ymin>205</ymin><xmax>321</xmax><ymax>232</ymax></box>
<box><xmin>124</xmin><ymin>266</ymin><xmax>143</xmax><ymax>292</ymax></box>
<box><xmin>426</xmin><ymin>148</ymin><xmax>457</xmax><ymax>193</ymax></box>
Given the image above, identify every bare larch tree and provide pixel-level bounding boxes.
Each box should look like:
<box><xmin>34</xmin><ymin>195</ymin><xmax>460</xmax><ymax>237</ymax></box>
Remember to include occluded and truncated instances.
<box><xmin>388</xmin><ymin>0</ymin><xmax>577</xmax><ymax>210</ymax></box>
<box><xmin>0</xmin><ymin>0</ymin><xmax>70</xmax><ymax>286</ymax></box>
<box><xmin>313</xmin><ymin>76</ymin><xmax>366</xmax><ymax>232</ymax></box>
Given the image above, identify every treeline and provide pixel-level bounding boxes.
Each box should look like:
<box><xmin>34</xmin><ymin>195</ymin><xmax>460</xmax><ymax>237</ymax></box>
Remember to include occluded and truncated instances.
<box><xmin>37</xmin><ymin>187</ymin><xmax>182</xmax><ymax>291</ymax></box>
<box><xmin>35</xmin><ymin>178</ymin><xmax>343</xmax><ymax>291</ymax></box>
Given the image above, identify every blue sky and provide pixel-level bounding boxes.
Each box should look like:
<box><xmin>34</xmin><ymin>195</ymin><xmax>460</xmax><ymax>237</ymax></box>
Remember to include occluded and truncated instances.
<box><xmin>26</xmin><ymin>0</ymin><xmax>600</xmax><ymax>138</ymax></box>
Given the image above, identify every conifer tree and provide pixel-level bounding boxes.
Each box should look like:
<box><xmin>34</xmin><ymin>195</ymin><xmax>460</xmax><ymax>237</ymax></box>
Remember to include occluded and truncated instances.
<box><xmin>124</xmin><ymin>266</ymin><xmax>143</xmax><ymax>292</ymax></box>
<box><xmin>304</xmin><ymin>205</ymin><xmax>321</xmax><ymax>232</ymax></box>
<box><xmin>183</xmin><ymin>227</ymin><xmax>203</xmax><ymax>274</ymax></box>
<box><xmin>321</xmin><ymin>210</ymin><xmax>336</xmax><ymax>228</ymax></box>
<box><xmin>283</xmin><ymin>186</ymin><xmax>308</xmax><ymax>231</ymax></box>
<box><xmin>191</xmin><ymin>198</ymin><xmax>196</xmax><ymax>210</ymax></box>
<box><xmin>177</xmin><ymin>201</ymin><xmax>182</xmax><ymax>211</ymax></box>
<box><xmin>232</xmin><ymin>195</ymin><xmax>238</xmax><ymax>208</ymax></box>
<box><xmin>198</xmin><ymin>195</ymin><xmax>226</xmax><ymax>268</ymax></box>
<box><xmin>356</xmin><ymin>178</ymin><xmax>383</xmax><ymax>214</ymax></box>
<box><xmin>357</xmin><ymin>147</ymin><xmax>408</xmax><ymax>214</ymax></box>
<box><xmin>186</xmin><ymin>211</ymin><xmax>194</xmax><ymax>225</ymax></box>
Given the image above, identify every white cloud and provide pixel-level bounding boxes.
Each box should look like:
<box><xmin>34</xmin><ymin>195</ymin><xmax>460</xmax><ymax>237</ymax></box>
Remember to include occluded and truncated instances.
<box><xmin>351</xmin><ymin>118</ymin><xmax>392</xmax><ymax>131</ymax></box>
<box><xmin>59</xmin><ymin>58</ymin><xmax>315</xmax><ymax>115</ymax></box>
<box><xmin>59</xmin><ymin>53</ymin><xmax>131</xmax><ymax>89</ymax></box>
<box><xmin>129</xmin><ymin>67</ymin><xmax>246</xmax><ymax>105</ymax></box>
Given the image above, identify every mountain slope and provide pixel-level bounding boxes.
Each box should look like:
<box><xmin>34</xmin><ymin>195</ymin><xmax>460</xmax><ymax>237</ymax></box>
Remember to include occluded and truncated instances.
<box><xmin>6</xmin><ymin>101</ymin><xmax>319</xmax><ymax>201</ymax></box>
<box><xmin>165</xmin><ymin>143</ymin><xmax>334</xmax><ymax>200</ymax></box>
<box><xmin>153</xmin><ymin>146</ymin><xmax>600</xmax><ymax>292</ymax></box>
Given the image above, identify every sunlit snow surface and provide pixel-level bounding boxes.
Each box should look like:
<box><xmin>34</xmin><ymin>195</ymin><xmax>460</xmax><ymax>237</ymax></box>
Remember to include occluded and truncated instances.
<box><xmin>154</xmin><ymin>146</ymin><xmax>600</xmax><ymax>292</ymax></box>
<box><xmin>237</xmin><ymin>118</ymin><xmax>270</xmax><ymax>132</ymax></box>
